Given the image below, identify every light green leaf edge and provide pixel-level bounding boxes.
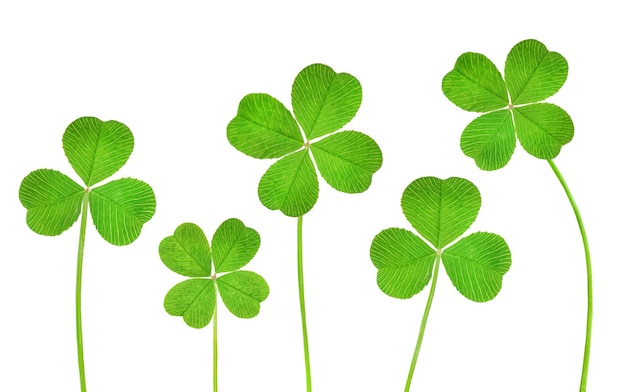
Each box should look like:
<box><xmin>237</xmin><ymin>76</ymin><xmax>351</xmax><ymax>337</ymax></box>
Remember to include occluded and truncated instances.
<box><xmin>442</xmin><ymin>232</ymin><xmax>512</xmax><ymax>302</ymax></box>
<box><xmin>292</xmin><ymin>63</ymin><xmax>362</xmax><ymax>140</ymax></box>
<box><xmin>370</xmin><ymin>228</ymin><xmax>437</xmax><ymax>299</ymax></box>
<box><xmin>505</xmin><ymin>39</ymin><xmax>568</xmax><ymax>105</ymax></box>
<box><xmin>217</xmin><ymin>271</ymin><xmax>270</xmax><ymax>318</ymax></box>
<box><xmin>227</xmin><ymin>93</ymin><xmax>303</xmax><ymax>159</ymax></box>
<box><xmin>513</xmin><ymin>103</ymin><xmax>574</xmax><ymax>159</ymax></box>
<box><xmin>310</xmin><ymin>131</ymin><xmax>383</xmax><ymax>193</ymax></box>
<box><xmin>442</xmin><ymin>52</ymin><xmax>508</xmax><ymax>112</ymax></box>
<box><xmin>159</xmin><ymin>222</ymin><xmax>212</xmax><ymax>277</ymax></box>
<box><xmin>18</xmin><ymin>169</ymin><xmax>84</xmax><ymax>236</ymax></box>
<box><xmin>63</xmin><ymin>116</ymin><xmax>134</xmax><ymax>187</ymax></box>
<box><xmin>401</xmin><ymin>177</ymin><xmax>481</xmax><ymax>249</ymax></box>
<box><xmin>212</xmin><ymin>218</ymin><xmax>261</xmax><ymax>274</ymax></box>
<box><xmin>164</xmin><ymin>279</ymin><xmax>217</xmax><ymax>329</ymax></box>
<box><xmin>461</xmin><ymin>110</ymin><xmax>517</xmax><ymax>171</ymax></box>
<box><xmin>89</xmin><ymin>178</ymin><xmax>156</xmax><ymax>246</ymax></box>
<box><xmin>258</xmin><ymin>149</ymin><xmax>319</xmax><ymax>217</ymax></box>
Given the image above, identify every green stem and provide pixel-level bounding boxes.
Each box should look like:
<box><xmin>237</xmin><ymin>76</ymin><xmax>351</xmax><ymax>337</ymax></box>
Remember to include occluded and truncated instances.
<box><xmin>213</xmin><ymin>296</ymin><xmax>218</xmax><ymax>392</ymax></box>
<box><xmin>548</xmin><ymin>159</ymin><xmax>593</xmax><ymax>392</ymax></box>
<box><xmin>404</xmin><ymin>253</ymin><xmax>441</xmax><ymax>392</ymax></box>
<box><xmin>76</xmin><ymin>190</ymin><xmax>89</xmax><ymax>392</ymax></box>
<box><xmin>297</xmin><ymin>216</ymin><xmax>312</xmax><ymax>392</ymax></box>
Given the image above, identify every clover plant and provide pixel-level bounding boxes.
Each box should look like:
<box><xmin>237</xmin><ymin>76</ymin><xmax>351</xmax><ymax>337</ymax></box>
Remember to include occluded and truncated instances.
<box><xmin>370</xmin><ymin>176</ymin><xmax>511</xmax><ymax>392</ymax></box>
<box><xmin>442</xmin><ymin>39</ymin><xmax>592</xmax><ymax>391</ymax></box>
<box><xmin>227</xmin><ymin>63</ymin><xmax>382</xmax><ymax>391</ymax></box>
<box><xmin>159</xmin><ymin>219</ymin><xmax>269</xmax><ymax>392</ymax></box>
<box><xmin>18</xmin><ymin>116</ymin><xmax>156</xmax><ymax>392</ymax></box>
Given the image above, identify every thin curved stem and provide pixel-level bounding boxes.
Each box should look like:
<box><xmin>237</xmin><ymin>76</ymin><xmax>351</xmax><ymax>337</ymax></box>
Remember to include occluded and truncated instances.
<box><xmin>297</xmin><ymin>216</ymin><xmax>312</xmax><ymax>392</ymax></box>
<box><xmin>76</xmin><ymin>190</ymin><xmax>89</xmax><ymax>392</ymax></box>
<box><xmin>548</xmin><ymin>159</ymin><xmax>593</xmax><ymax>392</ymax></box>
<box><xmin>405</xmin><ymin>253</ymin><xmax>441</xmax><ymax>392</ymax></box>
<box><xmin>213</xmin><ymin>298</ymin><xmax>218</xmax><ymax>392</ymax></box>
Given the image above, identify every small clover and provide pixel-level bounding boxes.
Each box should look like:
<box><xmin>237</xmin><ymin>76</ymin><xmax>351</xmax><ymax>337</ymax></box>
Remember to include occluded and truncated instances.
<box><xmin>442</xmin><ymin>39</ymin><xmax>573</xmax><ymax>170</ymax></box>
<box><xmin>227</xmin><ymin>63</ymin><xmax>383</xmax><ymax>217</ymax></box>
<box><xmin>159</xmin><ymin>220</ymin><xmax>269</xmax><ymax>391</ymax></box>
<box><xmin>159</xmin><ymin>219</ymin><xmax>269</xmax><ymax>328</ymax></box>
<box><xmin>18</xmin><ymin>116</ymin><xmax>156</xmax><ymax>392</ymax></box>
<box><xmin>370</xmin><ymin>177</ymin><xmax>511</xmax><ymax>390</ymax></box>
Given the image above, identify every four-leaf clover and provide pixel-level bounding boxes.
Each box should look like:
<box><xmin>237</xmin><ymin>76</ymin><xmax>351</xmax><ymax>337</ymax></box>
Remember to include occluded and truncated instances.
<box><xmin>442</xmin><ymin>39</ymin><xmax>573</xmax><ymax>170</ymax></box>
<box><xmin>227</xmin><ymin>63</ymin><xmax>383</xmax><ymax>216</ymax></box>
<box><xmin>19</xmin><ymin>116</ymin><xmax>156</xmax><ymax>244</ymax></box>
<box><xmin>159</xmin><ymin>219</ymin><xmax>269</xmax><ymax>328</ymax></box>
<box><xmin>371</xmin><ymin>176</ymin><xmax>511</xmax><ymax>301</ymax></box>
<box><xmin>443</xmin><ymin>40</ymin><xmax>594</xmax><ymax>390</ymax></box>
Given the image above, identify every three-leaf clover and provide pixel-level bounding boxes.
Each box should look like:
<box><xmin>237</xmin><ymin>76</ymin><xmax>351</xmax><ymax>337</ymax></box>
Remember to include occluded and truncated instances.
<box><xmin>159</xmin><ymin>219</ymin><xmax>269</xmax><ymax>328</ymax></box>
<box><xmin>19</xmin><ymin>116</ymin><xmax>156</xmax><ymax>244</ymax></box>
<box><xmin>370</xmin><ymin>177</ymin><xmax>511</xmax><ymax>391</ymax></box>
<box><xmin>227</xmin><ymin>63</ymin><xmax>383</xmax><ymax>217</ymax></box>
<box><xmin>18</xmin><ymin>116</ymin><xmax>156</xmax><ymax>392</ymax></box>
<box><xmin>372</xmin><ymin>176</ymin><xmax>510</xmax><ymax>300</ymax></box>
<box><xmin>442</xmin><ymin>39</ymin><xmax>573</xmax><ymax>170</ymax></box>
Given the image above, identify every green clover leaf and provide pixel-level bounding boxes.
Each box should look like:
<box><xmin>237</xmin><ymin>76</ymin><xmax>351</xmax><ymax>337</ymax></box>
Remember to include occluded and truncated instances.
<box><xmin>19</xmin><ymin>169</ymin><xmax>85</xmax><ymax>236</ymax></box>
<box><xmin>19</xmin><ymin>116</ymin><xmax>156</xmax><ymax>245</ymax></box>
<box><xmin>63</xmin><ymin>116</ymin><xmax>134</xmax><ymax>186</ymax></box>
<box><xmin>442</xmin><ymin>39</ymin><xmax>573</xmax><ymax>170</ymax></box>
<box><xmin>370</xmin><ymin>177</ymin><xmax>511</xmax><ymax>302</ymax></box>
<box><xmin>227</xmin><ymin>63</ymin><xmax>383</xmax><ymax>217</ymax></box>
<box><xmin>160</xmin><ymin>220</ymin><xmax>269</xmax><ymax>329</ymax></box>
<box><xmin>441</xmin><ymin>231</ymin><xmax>511</xmax><ymax>301</ymax></box>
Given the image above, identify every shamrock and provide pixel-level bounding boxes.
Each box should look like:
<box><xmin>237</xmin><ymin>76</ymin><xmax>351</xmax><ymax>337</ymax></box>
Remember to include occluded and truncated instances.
<box><xmin>442</xmin><ymin>39</ymin><xmax>573</xmax><ymax>170</ymax></box>
<box><xmin>18</xmin><ymin>116</ymin><xmax>156</xmax><ymax>392</ymax></box>
<box><xmin>370</xmin><ymin>177</ymin><xmax>511</xmax><ymax>391</ymax></box>
<box><xmin>159</xmin><ymin>220</ymin><xmax>269</xmax><ymax>329</ymax></box>
<box><xmin>371</xmin><ymin>176</ymin><xmax>510</xmax><ymax>300</ymax></box>
<box><xmin>227</xmin><ymin>63</ymin><xmax>383</xmax><ymax>217</ymax></box>
<box><xmin>19</xmin><ymin>116</ymin><xmax>156</xmax><ymax>244</ymax></box>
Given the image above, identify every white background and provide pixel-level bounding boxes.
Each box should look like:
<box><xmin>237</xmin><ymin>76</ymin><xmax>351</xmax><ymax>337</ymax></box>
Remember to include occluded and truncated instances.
<box><xmin>1</xmin><ymin>1</ymin><xmax>624</xmax><ymax>391</ymax></box>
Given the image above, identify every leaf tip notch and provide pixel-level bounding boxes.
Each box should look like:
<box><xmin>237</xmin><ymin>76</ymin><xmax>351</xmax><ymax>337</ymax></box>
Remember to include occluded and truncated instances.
<box><xmin>63</xmin><ymin>116</ymin><xmax>135</xmax><ymax>187</ymax></box>
<box><xmin>292</xmin><ymin>63</ymin><xmax>363</xmax><ymax>140</ymax></box>
<box><xmin>18</xmin><ymin>168</ymin><xmax>84</xmax><ymax>236</ymax></box>
<box><xmin>441</xmin><ymin>231</ymin><xmax>511</xmax><ymax>302</ymax></box>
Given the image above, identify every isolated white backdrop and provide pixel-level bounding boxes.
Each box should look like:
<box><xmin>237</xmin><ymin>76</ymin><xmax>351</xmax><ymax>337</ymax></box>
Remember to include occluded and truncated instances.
<box><xmin>1</xmin><ymin>1</ymin><xmax>623</xmax><ymax>391</ymax></box>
